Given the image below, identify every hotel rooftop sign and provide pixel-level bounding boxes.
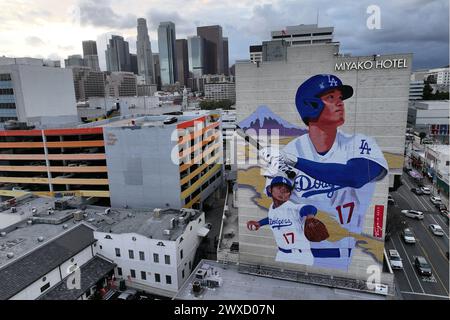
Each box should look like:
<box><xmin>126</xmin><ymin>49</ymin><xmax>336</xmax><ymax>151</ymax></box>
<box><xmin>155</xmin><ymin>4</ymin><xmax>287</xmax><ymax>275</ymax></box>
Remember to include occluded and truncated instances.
<box><xmin>335</xmin><ymin>58</ymin><xmax>408</xmax><ymax>71</ymax></box>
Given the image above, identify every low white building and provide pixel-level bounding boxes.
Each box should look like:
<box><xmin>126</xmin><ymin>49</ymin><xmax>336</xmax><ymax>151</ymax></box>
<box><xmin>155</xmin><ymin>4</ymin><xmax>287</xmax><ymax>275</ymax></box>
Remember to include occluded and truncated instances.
<box><xmin>407</xmin><ymin>100</ymin><xmax>449</xmax><ymax>143</ymax></box>
<box><xmin>94</xmin><ymin>207</ymin><xmax>210</xmax><ymax>297</ymax></box>
<box><xmin>409</xmin><ymin>80</ymin><xmax>424</xmax><ymax>100</ymax></box>
<box><xmin>0</xmin><ymin>57</ymin><xmax>78</xmax><ymax>126</ymax></box>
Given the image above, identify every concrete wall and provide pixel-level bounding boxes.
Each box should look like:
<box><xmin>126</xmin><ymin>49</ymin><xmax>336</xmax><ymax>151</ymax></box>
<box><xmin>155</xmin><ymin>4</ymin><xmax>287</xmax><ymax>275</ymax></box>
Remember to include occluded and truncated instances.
<box><xmin>104</xmin><ymin>125</ymin><xmax>181</xmax><ymax>209</ymax></box>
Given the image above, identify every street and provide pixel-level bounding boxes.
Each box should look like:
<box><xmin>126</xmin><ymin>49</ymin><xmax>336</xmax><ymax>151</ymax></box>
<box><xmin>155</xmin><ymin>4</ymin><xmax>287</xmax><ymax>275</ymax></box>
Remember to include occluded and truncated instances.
<box><xmin>387</xmin><ymin>173</ymin><xmax>449</xmax><ymax>300</ymax></box>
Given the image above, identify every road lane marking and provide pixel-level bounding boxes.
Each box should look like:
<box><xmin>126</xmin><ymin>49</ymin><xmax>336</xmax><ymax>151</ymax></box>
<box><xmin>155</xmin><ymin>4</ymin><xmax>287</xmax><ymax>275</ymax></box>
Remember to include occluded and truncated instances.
<box><xmin>416</xmin><ymin>238</ymin><xmax>449</xmax><ymax>296</ymax></box>
<box><xmin>397</xmin><ymin>234</ymin><xmax>425</xmax><ymax>293</ymax></box>
<box><xmin>400</xmin><ymin>291</ymin><xmax>450</xmax><ymax>299</ymax></box>
<box><xmin>390</xmin><ymin>239</ymin><xmax>413</xmax><ymax>292</ymax></box>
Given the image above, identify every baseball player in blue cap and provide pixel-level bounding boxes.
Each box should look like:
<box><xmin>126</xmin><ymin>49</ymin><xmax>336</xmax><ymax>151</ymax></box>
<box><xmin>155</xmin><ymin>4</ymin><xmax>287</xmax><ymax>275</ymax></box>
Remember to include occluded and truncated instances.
<box><xmin>263</xmin><ymin>74</ymin><xmax>388</xmax><ymax>270</ymax></box>
<box><xmin>247</xmin><ymin>176</ymin><xmax>328</xmax><ymax>265</ymax></box>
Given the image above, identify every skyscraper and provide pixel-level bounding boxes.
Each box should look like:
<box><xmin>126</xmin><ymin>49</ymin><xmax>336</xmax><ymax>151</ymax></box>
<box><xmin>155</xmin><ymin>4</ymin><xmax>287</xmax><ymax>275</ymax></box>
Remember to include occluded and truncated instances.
<box><xmin>82</xmin><ymin>40</ymin><xmax>100</xmax><ymax>71</ymax></box>
<box><xmin>158</xmin><ymin>22</ymin><xmax>177</xmax><ymax>85</ymax></box>
<box><xmin>64</xmin><ymin>54</ymin><xmax>85</xmax><ymax>68</ymax></box>
<box><xmin>175</xmin><ymin>39</ymin><xmax>189</xmax><ymax>86</ymax></box>
<box><xmin>223</xmin><ymin>37</ymin><xmax>229</xmax><ymax>76</ymax></box>
<box><xmin>105</xmin><ymin>35</ymin><xmax>132</xmax><ymax>72</ymax></box>
<box><xmin>197</xmin><ymin>25</ymin><xmax>224</xmax><ymax>75</ymax></box>
<box><xmin>187</xmin><ymin>36</ymin><xmax>205</xmax><ymax>78</ymax></box>
<box><xmin>130</xmin><ymin>53</ymin><xmax>138</xmax><ymax>74</ymax></box>
<box><xmin>136</xmin><ymin>18</ymin><xmax>155</xmax><ymax>84</ymax></box>
<box><xmin>152</xmin><ymin>53</ymin><xmax>161</xmax><ymax>90</ymax></box>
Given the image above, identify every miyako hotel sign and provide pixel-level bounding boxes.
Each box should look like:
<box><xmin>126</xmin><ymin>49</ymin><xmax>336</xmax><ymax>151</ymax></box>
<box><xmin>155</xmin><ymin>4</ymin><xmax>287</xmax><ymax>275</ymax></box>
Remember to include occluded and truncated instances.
<box><xmin>335</xmin><ymin>58</ymin><xmax>408</xmax><ymax>71</ymax></box>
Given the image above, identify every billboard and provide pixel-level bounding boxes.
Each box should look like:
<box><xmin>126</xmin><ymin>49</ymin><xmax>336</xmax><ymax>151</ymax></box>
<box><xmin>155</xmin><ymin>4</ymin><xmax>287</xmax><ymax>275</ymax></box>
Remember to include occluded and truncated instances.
<box><xmin>237</xmin><ymin>74</ymin><xmax>390</xmax><ymax>272</ymax></box>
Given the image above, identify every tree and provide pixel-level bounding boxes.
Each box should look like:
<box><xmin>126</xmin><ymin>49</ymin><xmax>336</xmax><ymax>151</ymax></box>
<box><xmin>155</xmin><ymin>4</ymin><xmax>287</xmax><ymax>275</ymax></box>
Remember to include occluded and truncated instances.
<box><xmin>422</xmin><ymin>83</ymin><xmax>433</xmax><ymax>100</ymax></box>
<box><xmin>385</xmin><ymin>211</ymin><xmax>405</xmax><ymax>238</ymax></box>
<box><xmin>419</xmin><ymin>132</ymin><xmax>427</xmax><ymax>143</ymax></box>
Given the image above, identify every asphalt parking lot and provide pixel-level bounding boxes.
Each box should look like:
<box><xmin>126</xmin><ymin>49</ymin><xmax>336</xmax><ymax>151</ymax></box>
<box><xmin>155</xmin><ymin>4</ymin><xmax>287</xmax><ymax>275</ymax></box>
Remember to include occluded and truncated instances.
<box><xmin>387</xmin><ymin>174</ymin><xmax>449</xmax><ymax>300</ymax></box>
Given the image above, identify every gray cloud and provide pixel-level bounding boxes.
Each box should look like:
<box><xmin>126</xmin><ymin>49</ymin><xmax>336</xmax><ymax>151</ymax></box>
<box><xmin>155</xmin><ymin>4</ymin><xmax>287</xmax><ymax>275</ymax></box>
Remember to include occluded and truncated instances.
<box><xmin>145</xmin><ymin>9</ymin><xmax>194</xmax><ymax>37</ymax></box>
<box><xmin>78</xmin><ymin>0</ymin><xmax>137</xmax><ymax>29</ymax></box>
<box><xmin>26</xmin><ymin>36</ymin><xmax>46</xmax><ymax>47</ymax></box>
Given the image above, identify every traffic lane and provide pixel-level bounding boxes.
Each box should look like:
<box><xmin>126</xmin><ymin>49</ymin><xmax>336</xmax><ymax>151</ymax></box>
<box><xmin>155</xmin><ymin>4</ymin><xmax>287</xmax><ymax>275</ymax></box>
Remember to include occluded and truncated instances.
<box><xmin>385</xmin><ymin>238</ymin><xmax>417</xmax><ymax>294</ymax></box>
<box><xmin>423</xmin><ymin>213</ymin><xmax>449</xmax><ymax>247</ymax></box>
<box><xmin>417</xmin><ymin>217</ymin><xmax>449</xmax><ymax>293</ymax></box>
<box><xmin>397</xmin><ymin>216</ymin><xmax>449</xmax><ymax>297</ymax></box>
<box><xmin>402</xmin><ymin>174</ymin><xmax>441</xmax><ymax>213</ymax></box>
<box><xmin>388</xmin><ymin>232</ymin><xmax>425</xmax><ymax>294</ymax></box>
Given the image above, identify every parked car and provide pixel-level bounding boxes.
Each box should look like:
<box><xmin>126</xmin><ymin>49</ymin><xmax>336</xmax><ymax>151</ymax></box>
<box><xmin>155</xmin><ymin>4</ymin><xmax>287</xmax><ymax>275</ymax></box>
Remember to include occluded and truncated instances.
<box><xmin>117</xmin><ymin>289</ymin><xmax>137</xmax><ymax>300</ymax></box>
<box><xmin>414</xmin><ymin>256</ymin><xmax>432</xmax><ymax>277</ymax></box>
<box><xmin>430</xmin><ymin>196</ymin><xmax>442</xmax><ymax>205</ymax></box>
<box><xmin>429</xmin><ymin>224</ymin><xmax>444</xmax><ymax>236</ymax></box>
<box><xmin>420</xmin><ymin>186</ymin><xmax>431</xmax><ymax>195</ymax></box>
<box><xmin>401</xmin><ymin>209</ymin><xmax>424</xmax><ymax>220</ymax></box>
<box><xmin>437</xmin><ymin>203</ymin><xmax>447</xmax><ymax>211</ymax></box>
<box><xmin>388</xmin><ymin>249</ymin><xmax>403</xmax><ymax>270</ymax></box>
<box><xmin>388</xmin><ymin>195</ymin><xmax>395</xmax><ymax>205</ymax></box>
<box><xmin>411</xmin><ymin>187</ymin><xmax>423</xmax><ymax>195</ymax></box>
<box><xmin>402</xmin><ymin>228</ymin><xmax>416</xmax><ymax>244</ymax></box>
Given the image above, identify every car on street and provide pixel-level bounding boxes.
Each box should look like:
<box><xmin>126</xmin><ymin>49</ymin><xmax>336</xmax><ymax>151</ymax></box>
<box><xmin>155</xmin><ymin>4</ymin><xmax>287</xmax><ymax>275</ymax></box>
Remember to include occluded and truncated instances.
<box><xmin>117</xmin><ymin>289</ymin><xmax>137</xmax><ymax>300</ymax></box>
<box><xmin>414</xmin><ymin>256</ymin><xmax>432</xmax><ymax>277</ymax></box>
<box><xmin>388</xmin><ymin>249</ymin><xmax>403</xmax><ymax>270</ymax></box>
<box><xmin>402</xmin><ymin>228</ymin><xmax>416</xmax><ymax>244</ymax></box>
<box><xmin>401</xmin><ymin>209</ymin><xmax>424</xmax><ymax>220</ymax></box>
<box><xmin>429</xmin><ymin>224</ymin><xmax>444</xmax><ymax>236</ymax></box>
<box><xmin>436</xmin><ymin>203</ymin><xmax>447</xmax><ymax>211</ymax></box>
<box><xmin>420</xmin><ymin>186</ymin><xmax>431</xmax><ymax>195</ymax></box>
<box><xmin>430</xmin><ymin>196</ymin><xmax>442</xmax><ymax>205</ymax></box>
<box><xmin>388</xmin><ymin>195</ymin><xmax>395</xmax><ymax>205</ymax></box>
<box><xmin>411</xmin><ymin>187</ymin><xmax>423</xmax><ymax>195</ymax></box>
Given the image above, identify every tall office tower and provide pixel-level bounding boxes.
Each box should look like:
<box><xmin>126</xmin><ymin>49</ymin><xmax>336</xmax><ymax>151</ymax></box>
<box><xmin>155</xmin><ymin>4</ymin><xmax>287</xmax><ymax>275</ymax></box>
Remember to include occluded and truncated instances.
<box><xmin>136</xmin><ymin>18</ymin><xmax>155</xmax><ymax>85</ymax></box>
<box><xmin>71</xmin><ymin>67</ymin><xmax>106</xmax><ymax>101</ymax></box>
<box><xmin>82</xmin><ymin>40</ymin><xmax>100</xmax><ymax>71</ymax></box>
<box><xmin>152</xmin><ymin>53</ymin><xmax>161</xmax><ymax>90</ymax></box>
<box><xmin>157</xmin><ymin>21</ymin><xmax>177</xmax><ymax>85</ymax></box>
<box><xmin>64</xmin><ymin>54</ymin><xmax>85</xmax><ymax>68</ymax></box>
<box><xmin>130</xmin><ymin>53</ymin><xmax>138</xmax><ymax>74</ymax></box>
<box><xmin>105</xmin><ymin>35</ymin><xmax>132</xmax><ymax>72</ymax></box>
<box><xmin>197</xmin><ymin>25</ymin><xmax>223</xmax><ymax>75</ymax></box>
<box><xmin>82</xmin><ymin>40</ymin><xmax>98</xmax><ymax>56</ymax></box>
<box><xmin>187</xmin><ymin>36</ymin><xmax>205</xmax><ymax>78</ymax></box>
<box><xmin>223</xmin><ymin>37</ymin><xmax>229</xmax><ymax>76</ymax></box>
<box><xmin>175</xmin><ymin>39</ymin><xmax>189</xmax><ymax>86</ymax></box>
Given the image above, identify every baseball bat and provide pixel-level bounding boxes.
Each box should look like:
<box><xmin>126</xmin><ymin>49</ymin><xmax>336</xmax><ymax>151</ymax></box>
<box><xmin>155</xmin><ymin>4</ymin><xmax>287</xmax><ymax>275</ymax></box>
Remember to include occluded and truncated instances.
<box><xmin>235</xmin><ymin>125</ymin><xmax>296</xmax><ymax>179</ymax></box>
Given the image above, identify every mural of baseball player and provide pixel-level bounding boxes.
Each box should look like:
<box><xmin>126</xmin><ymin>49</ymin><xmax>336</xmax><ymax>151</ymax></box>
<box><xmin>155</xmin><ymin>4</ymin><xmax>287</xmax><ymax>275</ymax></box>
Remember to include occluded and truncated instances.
<box><xmin>262</xmin><ymin>74</ymin><xmax>389</xmax><ymax>270</ymax></box>
<box><xmin>247</xmin><ymin>176</ymin><xmax>329</xmax><ymax>266</ymax></box>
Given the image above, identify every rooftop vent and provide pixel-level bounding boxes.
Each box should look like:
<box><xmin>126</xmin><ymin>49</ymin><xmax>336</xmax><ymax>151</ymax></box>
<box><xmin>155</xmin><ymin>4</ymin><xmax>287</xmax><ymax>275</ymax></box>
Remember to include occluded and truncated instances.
<box><xmin>104</xmin><ymin>208</ymin><xmax>111</xmax><ymax>215</ymax></box>
<box><xmin>73</xmin><ymin>210</ymin><xmax>84</xmax><ymax>221</ymax></box>
<box><xmin>153</xmin><ymin>208</ymin><xmax>162</xmax><ymax>218</ymax></box>
<box><xmin>10</xmin><ymin>207</ymin><xmax>17</xmax><ymax>213</ymax></box>
<box><xmin>27</xmin><ymin>220</ymin><xmax>33</xmax><ymax>225</ymax></box>
<box><xmin>31</xmin><ymin>207</ymin><xmax>37</xmax><ymax>215</ymax></box>
<box><xmin>170</xmin><ymin>217</ymin><xmax>176</xmax><ymax>229</ymax></box>
<box><xmin>6</xmin><ymin>252</ymin><xmax>14</xmax><ymax>259</ymax></box>
<box><xmin>163</xmin><ymin>229</ymin><xmax>171</xmax><ymax>236</ymax></box>
<box><xmin>37</xmin><ymin>236</ymin><xmax>44</xmax><ymax>242</ymax></box>
<box><xmin>0</xmin><ymin>232</ymin><xmax>7</xmax><ymax>237</ymax></box>
<box><xmin>63</xmin><ymin>224</ymin><xmax>68</xmax><ymax>229</ymax></box>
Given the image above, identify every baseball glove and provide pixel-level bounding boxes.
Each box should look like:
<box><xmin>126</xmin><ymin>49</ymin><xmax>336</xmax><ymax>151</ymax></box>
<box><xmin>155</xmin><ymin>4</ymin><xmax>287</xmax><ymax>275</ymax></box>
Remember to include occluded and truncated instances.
<box><xmin>304</xmin><ymin>217</ymin><xmax>330</xmax><ymax>242</ymax></box>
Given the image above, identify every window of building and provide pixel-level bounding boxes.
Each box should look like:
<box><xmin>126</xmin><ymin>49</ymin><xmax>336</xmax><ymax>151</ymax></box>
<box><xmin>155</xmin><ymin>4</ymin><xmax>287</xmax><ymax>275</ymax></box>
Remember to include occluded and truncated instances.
<box><xmin>141</xmin><ymin>271</ymin><xmax>147</xmax><ymax>280</ymax></box>
<box><xmin>0</xmin><ymin>73</ymin><xmax>12</xmax><ymax>81</ymax></box>
<box><xmin>164</xmin><ymin>255</ymin><xmax>171</xmax><ymax>265</ymax></box>
<box><xmin>128</xmin><ymin>250</ymin><xmax>134</xmax><ymax>259</ymax></box>
<box><xmin>117</xmin><ymin>267</ymin><xmax>122</xmax><ymax>276</ymax></box>
<box><xmin>40</xmin><ymin>282</ymin><xmax>50</xmax><ymax>293</ymax></box>
<box><xmin>115</xmin><ymin>248</ymin><xmax>121</xmax><ymax>257</ymax></box>
<box><xmin>155</xmin><ymin>273</ymin><xmax>161</xmax><ymax>283</ymax></box>
<box><xmin>130</xmin><ymin>269</ymin><xmax>136</xmax><ymax>278</ymax></box>
<box><xmin>189</xmin><ymin>261</ymin><xmax>192</xmax><ymax>270</ymax></box>
<box><xmin>182</xmin><ymin>269</ymin><xmax>185</xmax><ymax>279</ymax></box>
<box><xmin>180</xmin><ymin>249</ymin><xmax>184</xmax><ymax>260</ymax></box>
<box><xmin>446</xmin><ymin>161</ymin><xmax>449</xmax><ymax>166</ymax></box>
<box><xmin>139</xmin><ymin>251</ymin><xmax>145</xmax><ymax>261</ymax></box>
<box><xmin>153</xmin><ymin>253</ymin><xmax>159</xmax><ymax>263</ymax></box>
<box><xmin>166</xmin><ymin>275</ymin><xmax>172</xmax><ymax>285</ymax></box>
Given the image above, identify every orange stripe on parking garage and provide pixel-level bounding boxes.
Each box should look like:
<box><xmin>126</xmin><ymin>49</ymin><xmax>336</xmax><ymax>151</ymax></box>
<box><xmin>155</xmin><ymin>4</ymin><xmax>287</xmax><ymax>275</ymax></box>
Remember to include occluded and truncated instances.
<box><xmin>0</xmin><ymin>153</ymin><xmax>106</xmax><ymax>160</ymax></box>
<box><xmin>0</xmin><ymin>165</ymin><xmax>108</xmax><ymax>173</ymax></box>
<box><xmin>0</xmin><ymin>140</ymin><xmax>104</xmax><ymax>149</ymax></box>
<box><xmin>177</xmin><ymin>122</ymin><xmax>220</xmax><ymax>143</ymax></box>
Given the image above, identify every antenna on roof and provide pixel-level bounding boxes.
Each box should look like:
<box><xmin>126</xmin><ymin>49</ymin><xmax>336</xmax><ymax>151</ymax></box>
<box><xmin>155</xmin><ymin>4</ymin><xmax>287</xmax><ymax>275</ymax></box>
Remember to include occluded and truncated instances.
<box><xmin>316</xmin><ymin>9</ymin><xmax>319</xmax><ymax>26</ymax></box>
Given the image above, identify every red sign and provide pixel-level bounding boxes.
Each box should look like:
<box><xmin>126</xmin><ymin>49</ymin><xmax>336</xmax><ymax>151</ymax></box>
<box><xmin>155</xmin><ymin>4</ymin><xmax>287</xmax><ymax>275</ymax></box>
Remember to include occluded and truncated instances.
<box><xmin>373</xmin><ymin>205</ymin><xmax>384</xmax><ymax>238</ymax></box>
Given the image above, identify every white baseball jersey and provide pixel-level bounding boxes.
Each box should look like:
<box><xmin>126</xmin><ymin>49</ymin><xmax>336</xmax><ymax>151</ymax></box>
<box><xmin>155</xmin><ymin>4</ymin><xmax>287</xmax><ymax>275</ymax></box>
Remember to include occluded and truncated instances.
<box><xmin>267</xmin><ymin>200</ymin><xmax>311</xmax><ymax>250</ymax></box>
<box><xmin>265</xmin><ymin>131</ymin><xmax>388</xmax><ymax>244</ymax></box>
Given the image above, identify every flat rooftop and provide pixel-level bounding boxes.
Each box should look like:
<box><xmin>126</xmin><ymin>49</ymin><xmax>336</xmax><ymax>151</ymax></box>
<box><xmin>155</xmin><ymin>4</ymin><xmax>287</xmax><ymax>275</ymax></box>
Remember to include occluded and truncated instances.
<box><xmin>174</xmin><ymin>260</ymin><xmax>387</xmax><ymax>300</ymax></box>
<box><xmin>0</xmin><ymin>195</ymin><xmax>202</xmax><ymax>267</ymax></box>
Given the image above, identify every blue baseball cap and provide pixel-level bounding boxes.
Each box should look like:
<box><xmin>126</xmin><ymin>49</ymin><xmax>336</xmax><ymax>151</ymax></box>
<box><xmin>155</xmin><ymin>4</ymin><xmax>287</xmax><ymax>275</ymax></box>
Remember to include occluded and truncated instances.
<box><xmin>270</xmin><ymin>176</ymin><xmax>293</xmax><ymax>190</ymax></box>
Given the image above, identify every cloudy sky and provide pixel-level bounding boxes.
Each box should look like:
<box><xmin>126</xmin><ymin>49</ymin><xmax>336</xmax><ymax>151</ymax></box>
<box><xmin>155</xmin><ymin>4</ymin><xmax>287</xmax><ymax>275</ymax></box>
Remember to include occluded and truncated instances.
<box><xmin>0</xmin><ymin>0</ymin><xmax>448</xmax><ymax>71</ymax></box>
